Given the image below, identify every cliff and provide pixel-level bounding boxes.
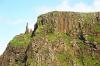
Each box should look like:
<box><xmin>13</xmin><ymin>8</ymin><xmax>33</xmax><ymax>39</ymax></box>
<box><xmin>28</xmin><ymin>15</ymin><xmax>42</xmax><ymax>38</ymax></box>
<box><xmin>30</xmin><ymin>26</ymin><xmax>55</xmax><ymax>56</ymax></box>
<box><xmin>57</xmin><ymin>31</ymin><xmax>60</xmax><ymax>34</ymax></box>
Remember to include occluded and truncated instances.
<box><xmin>0</xmin><ymin>11</ymin><xmax>100</xmax><ymax>66</ymax></box>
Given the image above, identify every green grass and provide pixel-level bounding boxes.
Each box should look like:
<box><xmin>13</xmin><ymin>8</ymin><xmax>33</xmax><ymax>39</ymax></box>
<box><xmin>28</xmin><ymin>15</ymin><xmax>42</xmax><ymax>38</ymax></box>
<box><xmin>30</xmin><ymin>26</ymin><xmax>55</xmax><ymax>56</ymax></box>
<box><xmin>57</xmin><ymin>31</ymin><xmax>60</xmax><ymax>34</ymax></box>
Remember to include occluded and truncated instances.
<box><xmin>41</xmin><ymin>64</ymin><xmax>48</xmax><ymax>66</ymax></box>
<box><xmin>13</xmin><ymin>64</ymin><xmax>18</xmax><ymax>66</ymax></box>
<box><xmin>10</xmin><ymin>34</ymin><xmax>31</xmax><ymax>46</ymax></box>
<box><xmin>46</xmin><ymin>32</ymin><xmax>71</xmax><ymax>44</ymax></box>
<box><xmin>95</xmin><ymin>37</ymin><xmax>100</xmax><ymax>44</ymax></box>
<box><xmin>83</xmin><ymin>55</ymin><xmax>100</xmax><ymax>66</ymax></box>
<box><xmin>94</xmin><ymin>24</ymin><xmax>100</xmax><ymax>33</ymax></box>
<box><xmin>57</xmin><ymin>53</ymin><xmax>67</xmax><ymax>62</ymax></box>
<box><xmin>86</xmin><ymin>35</ymin><xmax>95</xmax><ymax>41</ymax></box>
<box><xmin>77</xmin><ymin>39</ymin><xmax>100</xmax><ymax>66</ymax></box>
<box><xmin>86</xmin><ymin>35</ymin><xmax>100</xmax><ymax>44</ymax></box>
<box><xmin>57</xmin><ymin>51</ymin><xmax>71</xmax><ymax>62</ymax></box>
<box><xmin>46</xmin><ymin>33</ymin><xmax>58</xmax><ymax>42</ymax></box>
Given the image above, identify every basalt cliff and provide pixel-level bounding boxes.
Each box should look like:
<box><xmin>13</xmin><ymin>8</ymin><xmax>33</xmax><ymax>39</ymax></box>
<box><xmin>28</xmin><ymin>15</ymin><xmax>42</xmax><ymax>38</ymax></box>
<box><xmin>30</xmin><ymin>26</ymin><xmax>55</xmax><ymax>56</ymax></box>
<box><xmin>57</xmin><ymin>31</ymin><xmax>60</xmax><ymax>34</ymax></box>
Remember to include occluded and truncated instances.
<box><xmin>0</xmin><ymin>11</ymin><xmax>100</xmax><ymax>66</ymax></box>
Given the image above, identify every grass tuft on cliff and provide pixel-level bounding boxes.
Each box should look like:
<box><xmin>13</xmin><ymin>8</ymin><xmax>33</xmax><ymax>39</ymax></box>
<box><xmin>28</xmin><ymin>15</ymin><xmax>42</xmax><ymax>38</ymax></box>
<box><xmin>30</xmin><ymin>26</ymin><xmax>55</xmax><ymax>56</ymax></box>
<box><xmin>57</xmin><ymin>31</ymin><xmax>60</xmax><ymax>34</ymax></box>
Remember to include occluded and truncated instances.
<box><xmin>10</xmin><ymin>34</ymin><xmax>31</xmax><ymax>46</ymax></box>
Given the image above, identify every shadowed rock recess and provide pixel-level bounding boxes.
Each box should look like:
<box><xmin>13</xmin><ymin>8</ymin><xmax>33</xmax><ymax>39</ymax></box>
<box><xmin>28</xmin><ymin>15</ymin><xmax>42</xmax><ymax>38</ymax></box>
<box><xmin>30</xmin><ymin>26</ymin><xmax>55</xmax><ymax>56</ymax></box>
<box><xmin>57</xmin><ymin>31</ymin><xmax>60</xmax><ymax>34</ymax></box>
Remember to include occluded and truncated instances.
<box><xmin>0</xmin><ymin>11</ymin><xmax>100</xmax><ymax>66</ymax></box>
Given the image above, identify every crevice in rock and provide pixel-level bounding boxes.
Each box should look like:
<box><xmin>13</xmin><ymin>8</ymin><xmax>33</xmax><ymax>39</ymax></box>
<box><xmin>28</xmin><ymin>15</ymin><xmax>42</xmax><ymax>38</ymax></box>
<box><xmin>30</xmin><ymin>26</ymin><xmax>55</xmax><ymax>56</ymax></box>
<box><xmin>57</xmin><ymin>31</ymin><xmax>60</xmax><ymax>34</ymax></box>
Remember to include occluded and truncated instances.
<box><xmin>31</xmin><ymin>23</ymin><xmax>38</xmax><ymax>37</ymax></box>
<box><xmin>24</xmin><ymin>44</ymin><xmax>31</xmax><ymax>66</ymax></box>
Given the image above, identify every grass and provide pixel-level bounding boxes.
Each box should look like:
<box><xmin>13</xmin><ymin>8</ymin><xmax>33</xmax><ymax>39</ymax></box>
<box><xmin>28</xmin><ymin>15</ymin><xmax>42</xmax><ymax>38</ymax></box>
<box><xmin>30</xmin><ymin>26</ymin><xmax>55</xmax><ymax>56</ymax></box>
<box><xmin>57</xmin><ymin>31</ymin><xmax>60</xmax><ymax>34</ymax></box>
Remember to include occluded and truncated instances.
<box><xmin>95</xmin><ymin>37</ymin><xmax>100</xmax><ymax>44</ymax></box>
<box><xmin>56</xmin><ymin>51</ymin><xmax>73</xmax><ymax>66</ymax></box>
<box><xmin>86</xmin><ymin>35</ymin><xmax>95</xmax><ymax>41</ymax></box>
<box><xmin>57</xmin><ymin>52</ymin><xmax>67</xmax><ymax>62</ymax></box>
<box><xmin>41</xmin><ymin>64</ymin><xmax>48</xmax><ymax>66</ymax></box>
<box><xmin>83</xmin><ymin>55</ymin><xmax>100</xmax><ymax>66</ymax></box>
<box><xmin>94</xmin><ymin>24</ymin><xmax>100</xmax><ymax>33</ymax></box>
<box><xmin>86</xmin><ymin>35</ymin><xmax>100</xmax><ymax>44</ymax></box>
<box><xmin>46</xmin><ymin>33</ymin><xmax>58</xmax><ymax>42</ymax></box>
<box><xmin>10</xmin><ymin>34</ymin><xmax>31</xmax><ymax>46</ymax></box>
<box><xmin>77</xmin><ymin>39</ymin><xmax>100</xmax><ymax>66</ymax></box>
<box><xmin>46</xmin><ymin>32</ymin><xmax>71</xmax><ymax>44</ymax></box>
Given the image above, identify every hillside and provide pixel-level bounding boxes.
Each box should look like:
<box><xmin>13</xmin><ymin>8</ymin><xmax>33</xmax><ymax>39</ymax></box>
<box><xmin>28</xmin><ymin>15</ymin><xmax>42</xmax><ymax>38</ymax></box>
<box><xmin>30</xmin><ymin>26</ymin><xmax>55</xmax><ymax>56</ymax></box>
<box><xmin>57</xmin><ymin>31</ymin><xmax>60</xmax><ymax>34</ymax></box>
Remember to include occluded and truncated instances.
<box><xmin>0</xmin><ymin>11</ymin><xmax>100</xmax><ymax>66</ymax></box>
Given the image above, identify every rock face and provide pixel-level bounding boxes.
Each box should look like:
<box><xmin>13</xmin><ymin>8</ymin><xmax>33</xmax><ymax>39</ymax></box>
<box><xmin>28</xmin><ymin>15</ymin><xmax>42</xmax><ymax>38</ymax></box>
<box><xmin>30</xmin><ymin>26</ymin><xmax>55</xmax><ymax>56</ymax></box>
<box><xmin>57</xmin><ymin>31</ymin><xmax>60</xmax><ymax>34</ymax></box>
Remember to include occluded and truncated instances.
<box><xmin>37</xmin><ymin>11</ymin><xmax>100</xmax><ymax>35</ymax></box>
<box><xmin>0</xmin><ymin>11</ymin><xmax>100</xmax><ymax>66</ymax></box>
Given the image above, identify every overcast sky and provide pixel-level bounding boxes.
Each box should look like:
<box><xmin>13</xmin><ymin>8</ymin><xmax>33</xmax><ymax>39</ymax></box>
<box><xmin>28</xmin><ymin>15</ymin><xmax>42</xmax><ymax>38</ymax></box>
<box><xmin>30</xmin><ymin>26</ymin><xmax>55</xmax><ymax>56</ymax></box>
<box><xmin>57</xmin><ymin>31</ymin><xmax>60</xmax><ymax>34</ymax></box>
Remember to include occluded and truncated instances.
<box><xmin>0</xmin><ymin>0</ymin><xmax>100</xmax><ymax>55</ymax></box>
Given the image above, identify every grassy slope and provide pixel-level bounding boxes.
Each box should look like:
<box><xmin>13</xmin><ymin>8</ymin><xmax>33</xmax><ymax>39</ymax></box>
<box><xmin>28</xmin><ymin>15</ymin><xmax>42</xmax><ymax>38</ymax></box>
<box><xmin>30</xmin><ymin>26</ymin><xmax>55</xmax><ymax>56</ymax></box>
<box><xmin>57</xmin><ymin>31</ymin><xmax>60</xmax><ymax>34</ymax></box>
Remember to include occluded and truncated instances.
<box><xmin>10</xmin><ymin>34</ymin><xmax>31</xmax><ymax>46</ymax></box>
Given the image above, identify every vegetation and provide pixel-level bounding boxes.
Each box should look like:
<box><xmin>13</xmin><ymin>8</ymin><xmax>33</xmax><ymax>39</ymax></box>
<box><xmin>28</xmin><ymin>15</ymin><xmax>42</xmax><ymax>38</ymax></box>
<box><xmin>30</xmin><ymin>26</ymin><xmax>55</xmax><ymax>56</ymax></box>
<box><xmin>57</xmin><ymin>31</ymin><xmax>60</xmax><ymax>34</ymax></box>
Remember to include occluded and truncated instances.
<box><xmin>95</xmin><ymin>37</ymin><xmax>100</xmax><ymax>44</ymax></box>
<box><xmin>86</xmin><ymin>35</ymin><xmax>95</xmax><ymax>41</ymax></box>
<box><xmin>86</xmin><ymin>35</ymin><xmax>100</xmax><ymax>44</ymax></box>
<box><xmin>10</xmin><ymin>34</ymin><xmax>31</xmax><ymax>46</ymax></box>
<box><xmin>94</xmin><ymin>24</ymin><xmax>100</xmax><ymax>33</ymax></box>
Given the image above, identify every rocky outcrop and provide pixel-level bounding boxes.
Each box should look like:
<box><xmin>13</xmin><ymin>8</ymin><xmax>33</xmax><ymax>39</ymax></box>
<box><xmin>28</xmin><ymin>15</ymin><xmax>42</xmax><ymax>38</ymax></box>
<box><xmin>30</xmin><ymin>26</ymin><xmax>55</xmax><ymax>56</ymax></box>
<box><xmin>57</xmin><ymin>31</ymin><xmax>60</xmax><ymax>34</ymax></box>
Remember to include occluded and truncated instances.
<box><xmin>37</xmin><ymin>11</ymin><xmax>100</xmax><ymax>36</ymax></box>
<box><xmin>0</xmin><ymin>11</ymin><xmax>100</xmax><ymax>66</ymax></box>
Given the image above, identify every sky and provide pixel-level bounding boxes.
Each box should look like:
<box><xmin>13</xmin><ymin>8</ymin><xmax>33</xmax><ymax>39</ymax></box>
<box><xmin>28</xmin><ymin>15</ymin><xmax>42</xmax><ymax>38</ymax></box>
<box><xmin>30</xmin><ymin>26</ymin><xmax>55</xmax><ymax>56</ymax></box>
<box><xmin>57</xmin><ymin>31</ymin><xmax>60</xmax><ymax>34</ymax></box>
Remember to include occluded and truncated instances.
<box><xmin>0</xmin><ymin>0</ymin><xmax>100</xmax><ymax>55</ymax></box>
